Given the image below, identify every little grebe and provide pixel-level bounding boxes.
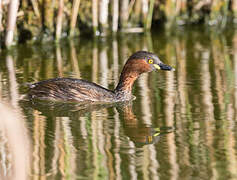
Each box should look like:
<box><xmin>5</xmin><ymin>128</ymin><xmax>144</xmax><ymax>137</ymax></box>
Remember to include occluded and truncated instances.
<box><xmin>28</xmin><ymin>51</ymin><xmax>174</xmax><ymax>102</ymax></box>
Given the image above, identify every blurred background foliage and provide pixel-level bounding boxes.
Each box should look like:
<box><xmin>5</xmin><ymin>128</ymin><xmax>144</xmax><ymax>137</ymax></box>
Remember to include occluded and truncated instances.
<box><xmin>1</xmin><ymin>0</ymin><xmax>237</xmax><ymax>48</ymax></box>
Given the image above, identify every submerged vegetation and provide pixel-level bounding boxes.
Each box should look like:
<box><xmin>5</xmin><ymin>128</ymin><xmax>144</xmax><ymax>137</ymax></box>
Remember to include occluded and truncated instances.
<box><xmin>1</xmin><ymin>0</ymin><xmax>237</xmax><ymax>48</ymax></box>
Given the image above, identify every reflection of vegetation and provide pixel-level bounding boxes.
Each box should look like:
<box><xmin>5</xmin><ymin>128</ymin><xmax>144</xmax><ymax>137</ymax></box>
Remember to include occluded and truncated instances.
<box><xmin>1</xmin><ymin>28</ymin><xmax>237</xmax><ymax>179</ymax></box>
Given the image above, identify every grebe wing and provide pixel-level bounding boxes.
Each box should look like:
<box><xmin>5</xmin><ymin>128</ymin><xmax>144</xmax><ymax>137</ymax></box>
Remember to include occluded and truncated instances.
<box><xmin>28</xmin><ymin>78</ymin><xmax>115</xmax><ymax>102</ymax></box>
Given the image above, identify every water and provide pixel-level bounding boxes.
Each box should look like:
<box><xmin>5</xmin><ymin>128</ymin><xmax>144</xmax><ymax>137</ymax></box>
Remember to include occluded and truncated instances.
<box><xmin>0</xmin><ymin>26</ymin><xmax>237</xmax><ymax>179</ymax></box>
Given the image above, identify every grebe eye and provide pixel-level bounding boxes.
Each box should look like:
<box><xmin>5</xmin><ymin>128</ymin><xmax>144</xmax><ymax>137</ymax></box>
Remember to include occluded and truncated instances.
<box><xmin>148</xmin><ymin>59</ymin><xmax>153</xmax><ymax>64</ymax></box>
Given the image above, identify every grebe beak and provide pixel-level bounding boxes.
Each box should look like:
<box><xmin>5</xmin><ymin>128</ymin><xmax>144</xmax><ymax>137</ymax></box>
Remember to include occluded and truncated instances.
<box><xmin>154</xmin><ymin>63</ymin><xmax>175</xmax><ymax>71</ymax></box>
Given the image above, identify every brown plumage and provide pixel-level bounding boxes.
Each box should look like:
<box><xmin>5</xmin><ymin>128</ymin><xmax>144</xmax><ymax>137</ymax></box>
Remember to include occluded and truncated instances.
<box><xmin>28</xmin><ymin>51</ymin><xmax>174</xmax><ymax>102</ymax></box>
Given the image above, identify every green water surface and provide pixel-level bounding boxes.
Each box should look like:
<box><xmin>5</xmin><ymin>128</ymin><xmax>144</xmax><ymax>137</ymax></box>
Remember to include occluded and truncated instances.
<box><xmin>0</xmin><ymin>26</ymin><xmax>237</xmax><ymax>179</ymax></box>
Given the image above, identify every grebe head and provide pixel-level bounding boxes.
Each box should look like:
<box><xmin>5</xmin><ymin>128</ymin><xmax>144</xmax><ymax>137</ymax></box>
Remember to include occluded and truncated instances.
<box><xmin>115</xmin><ymin>51</ymin><xmax>174</xmax><ymax>97</ymax></box>
<box><xmin>127</xmin><ymin>51</ymin><xmax>175</xmax><ymax>73</ymax></box>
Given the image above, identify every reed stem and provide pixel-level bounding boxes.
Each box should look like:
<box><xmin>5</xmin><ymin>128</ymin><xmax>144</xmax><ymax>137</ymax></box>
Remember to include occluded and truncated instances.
<box><xmin>30</xmin><ymin>0</ymin><xmax>40</xmax><ymax>18</ymax></box>
<box><xmin>0</xmin><ymin>0</ymin><xmax>3</xmax><ymax>32</ymax></box>
<box><xmin>70</xmin><ymin>0</ymin><xmax>80</xmax><ymax>37</ymax></box>
<box><xmin>145</xmin><ymin>0</ymin><xmax>155</xmax><ymax>30</ymax></box>
<box><xmin>120</xmin><ymin>0</ymin><xmax>129</xmax><ymax>29</ymax></box>
<box><xmin>5</xmin><ymin>0</ymin><xmax>19</xmax><ymax>48</ymax></box>
<box><xmin>112</xmin><ymin>0</ymin><xmax>119</xmax><ymax>32</ymax></box>
<box><xmin>56</xmin><ymin>0</ymin><xmax>64</xmax><ymax>41</ymax></box>
<box><xmin>92</xmin><ymin>0</ymin><xmax>98</xmax><ymax>35</ymax></box>
<box><xmin>99</xmin><ymin>0</ymin><xmax>109</xmax><ymax>34</ymax></box>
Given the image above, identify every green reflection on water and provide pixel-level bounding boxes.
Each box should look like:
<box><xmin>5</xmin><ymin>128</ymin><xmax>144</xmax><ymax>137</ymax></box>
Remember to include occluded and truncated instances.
<box><xmin>0</xmin><ymin>27</ymin><xmax>237</xmax><ymax>179</ymax></box>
